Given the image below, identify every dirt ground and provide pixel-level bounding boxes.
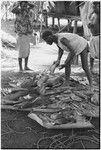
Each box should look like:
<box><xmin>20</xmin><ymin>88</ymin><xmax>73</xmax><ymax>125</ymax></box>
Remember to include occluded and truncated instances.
<box><xmin>1</xmin><ymin>70</ymin><xmax>100</xmax><ymax>149</ymax></box>
<box><xmin>1</xmin><ymin>20</ymin><xmax>100</xmax><ymax>149</ymax></box>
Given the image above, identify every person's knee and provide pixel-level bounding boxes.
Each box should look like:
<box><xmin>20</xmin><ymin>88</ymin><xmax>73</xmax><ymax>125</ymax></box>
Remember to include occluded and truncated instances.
<box><xmin>82</xmin><ymin>64</ymin><xmax>88</xmax><ymax>72</ymax></box>
<box><xmin>18</xmin><ymin>58</ymin><xmax>22</xmax><ymax>61</ymax></box>
<box><xmin>25</xmin><ymin>56</ymin><xmax>28</xmax><ymax>60</ymax></box>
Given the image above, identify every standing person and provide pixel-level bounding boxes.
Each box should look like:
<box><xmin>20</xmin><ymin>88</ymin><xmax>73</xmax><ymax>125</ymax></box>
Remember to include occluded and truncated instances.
<box><xmin>11</xmin><ymin>1</ymin><xmax>35</xmax><ymax>71</ymax></box>
<box><xmin>87</xmin><ymin>2</ymin><xmax>100</xmax><ymax>73</ymax></box>
<box><xmin>42</xmin><ymin>30</ymin><xmax>93</xmax><ymax>92</ymax></box>
<box><xmin>79</xmin><ymin>1</ymin><xmax>100</xmax><ymax>74</ymax></box>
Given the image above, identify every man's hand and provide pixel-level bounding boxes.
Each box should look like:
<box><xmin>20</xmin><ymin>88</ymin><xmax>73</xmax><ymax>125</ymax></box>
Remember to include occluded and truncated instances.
<box><xmin>53</xmin><ymin>60</ymin><xmax>60</xmax><ymax>66</ymax></box>
<box><xmin>58</xmin><ymin>64</ymin><xmax>65</xmax><ymax>70</ymax></box>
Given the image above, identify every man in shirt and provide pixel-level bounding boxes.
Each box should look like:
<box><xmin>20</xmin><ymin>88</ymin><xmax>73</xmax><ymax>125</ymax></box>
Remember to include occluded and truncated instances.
<box><xmin>42</xmin><ymin>30</ymin><xmax>93</xmax><ymax>92</ymax></box>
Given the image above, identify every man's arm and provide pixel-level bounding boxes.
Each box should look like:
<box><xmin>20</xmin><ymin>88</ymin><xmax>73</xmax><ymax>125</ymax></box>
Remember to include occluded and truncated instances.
<box><xmin>49</xmin><ymin>47</ymin><xmax>63</xmax><ymax>74</ymax></box>
<box><xmin>53</xmin><ymin>47</ymin><xmax>64</xmax><ymax>66</ymax></box>
<box><xmin>60</xmin><ymin>37</ymin><xmax>75</xmax><ymax>65</ymax></box>
<box><xmin>57</xmin><ymin>47</ymin><xmax>64</xmax><ymax>61</ymax></box>
<box><xmin>11</xmin><ymin>2</ymin><xmax>20</xmax><ymax>14</ymax></box>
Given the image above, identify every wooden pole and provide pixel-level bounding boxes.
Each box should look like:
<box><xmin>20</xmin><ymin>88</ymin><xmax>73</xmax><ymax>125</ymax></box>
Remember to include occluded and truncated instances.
<box><xmin>5</xmin><ymin>4</ymin><xmax>8</xmax><ymax>21</ymax></box>
<box><xmin>72</xmin><ymin>20</ymin><xmax>79</xmax><ymax>65</ymax></box>
<box><xmin>67</xmin><ymin>19</ymin><xmax>72</xmax><ymax>32</ymax></box>
<box><xmin>57</xmin><ymin>17</ymin><xmax>60</xmax><ymax>30</ymax></box>
<box><xmin>73</xmin><ymin>20</ymin><xmax>77</xmax><ymax>33</ymax></box>
<box><xmin>52</xmin><ymin>16</ymin><xmax>54</xmax><ymax>27</ymax></box>
<box><xmin>44</xmin><ymin>14</ymin><xmax>48</xmax><ymax>28</ymax></box>
<box><xmin>39</xmin><ymin>1</ymin><xmax>43</xmax><ymax>40</ymax></box>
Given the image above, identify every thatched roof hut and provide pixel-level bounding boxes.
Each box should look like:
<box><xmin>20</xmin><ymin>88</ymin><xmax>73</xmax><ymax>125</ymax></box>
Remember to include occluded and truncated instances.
<box><xmin>42</xmin><ymin>1</ymin><xmax>83</xmax><ymax>36</ymax></box>
<box><xmin>46</xmin><ymin>1</ymin><xmax>82</xmax><ymax>20</ymax></box>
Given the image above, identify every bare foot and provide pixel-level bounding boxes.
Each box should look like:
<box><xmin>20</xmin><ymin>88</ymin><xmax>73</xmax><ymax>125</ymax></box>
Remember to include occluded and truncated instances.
<box><xmin>24</xmin><ymin>67</ymin><xmax>32</xmax><ymax>71</ymax></box>
<box><xmin>19</xmin><ymin>68</ymin><xmax>23</xmax><ymax>72</ymax></box>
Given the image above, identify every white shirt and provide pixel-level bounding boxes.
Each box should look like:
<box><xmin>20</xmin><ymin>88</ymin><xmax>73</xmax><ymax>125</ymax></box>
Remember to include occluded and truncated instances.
<box><xmin>56</xmin><ymin>33</ymin><xmax>88</xmax><ymax>55</ymax></box>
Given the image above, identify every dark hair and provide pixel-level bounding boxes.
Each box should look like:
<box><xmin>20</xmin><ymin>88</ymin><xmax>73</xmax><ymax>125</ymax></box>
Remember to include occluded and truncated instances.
<box><xmin>20</xmin><ymin>1</ymin><xmax>28</xmax><ymax>5</ymax></box>
<box><xmin>34</xmin><ymin>33</ymin><xmax>37</xmax><ymax>36</ymax></box>
<box><xmin>19</xmin><ymin>1</ymin><xmax>35</xmax><ymax>9</ymax></box>
<box><xmin>42</xmin><ymin>30</ymin><xmax>53</xmax><ymax>40</ymax></box>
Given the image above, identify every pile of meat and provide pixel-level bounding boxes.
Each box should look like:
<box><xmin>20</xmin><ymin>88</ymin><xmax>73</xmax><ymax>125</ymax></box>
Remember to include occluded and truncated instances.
<box><xmin>1</xmin><ymin>72</ymin><xmax>99</xmax><ymax>127</ymax></box>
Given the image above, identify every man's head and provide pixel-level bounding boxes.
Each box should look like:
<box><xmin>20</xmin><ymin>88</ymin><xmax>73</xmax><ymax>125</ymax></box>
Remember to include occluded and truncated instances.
<box><xmin>42</xmin><ymin>30</ymin><xmax>53</xmax><ymax>45</ymax></box>
<box><xmin>20</xmin><ymin>1</ymin><xmax>28</xmax><ymax>10</ymax></box>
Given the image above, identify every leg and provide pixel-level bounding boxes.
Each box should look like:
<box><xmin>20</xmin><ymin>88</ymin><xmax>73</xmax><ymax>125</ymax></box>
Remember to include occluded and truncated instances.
<box><xmin>18</xmin><ymin>58</ymin><xmax>23</xmax><ymax>71</ymax></box>
<box><xmin>64</xmin><ymin>52</ymin><xmax>74</xmax><ymax>86</ymax></box>
<box><xmin>80</xmin><ymin>47</ymin><xmax>93</xmax><ymax>90</ymax></box>
<box><xmin>64</xmin><ymin>62</ymin><xmax>71</xmax><ymax>86</ymax></box>
<box><xmin>25</xmin><ymin>56</ymin><xmax>29</xmax><ymax>70</ymax></box>
<box><xmin>90</xmin><ymin>57</ymin><xmax>95</xmax><ymax>74</ymax></box>
<box><xmin>24</xmin><ymin>56</ymin><xmax>31</xmax><ymax>70</ymax></box>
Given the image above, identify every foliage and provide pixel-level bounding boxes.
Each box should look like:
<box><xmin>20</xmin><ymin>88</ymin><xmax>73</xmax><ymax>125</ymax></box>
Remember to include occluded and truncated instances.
<box><xmin>1</xmin><ymin>1</ymin><xmax>55</xmax><ymax>24</ymax></box>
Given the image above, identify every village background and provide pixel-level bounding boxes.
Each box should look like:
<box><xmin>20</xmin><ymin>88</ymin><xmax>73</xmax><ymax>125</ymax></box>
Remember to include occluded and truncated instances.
<box><xmin>1</xmin><ymin>1</ymin><xmax>100</xmax><ymax>149</ymax></box>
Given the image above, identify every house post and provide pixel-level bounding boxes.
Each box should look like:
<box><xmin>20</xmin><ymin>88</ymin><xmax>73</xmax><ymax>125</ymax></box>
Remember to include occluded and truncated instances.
<box><xmin>72</xmin><ymin>20</ymin><xmax>79</xmax><ymax>65</ymax></box>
